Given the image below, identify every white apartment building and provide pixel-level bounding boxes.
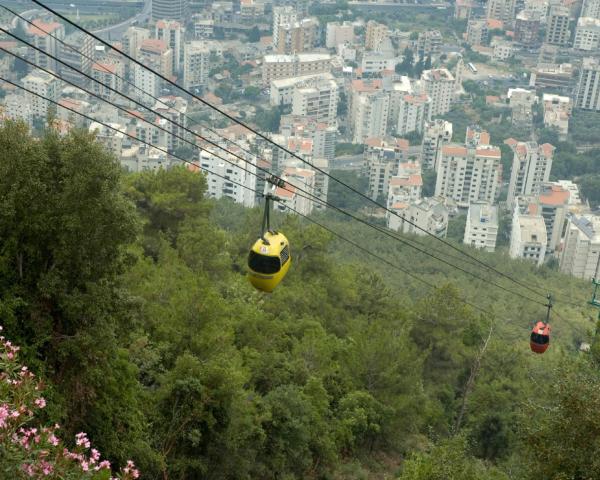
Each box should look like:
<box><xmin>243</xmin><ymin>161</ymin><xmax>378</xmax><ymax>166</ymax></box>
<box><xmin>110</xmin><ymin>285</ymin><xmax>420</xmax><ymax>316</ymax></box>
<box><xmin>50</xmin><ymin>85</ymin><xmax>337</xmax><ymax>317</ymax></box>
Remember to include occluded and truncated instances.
<box><xmin>279</xmin><ymin>115</ymin><xmax>337</xmax><ymax>162</ymax></box>
<box><xmin>200</xmin><ymin>148</ymin><xmax>257</xmax><ymax>208</ymax></box>
<box><xmin>388</xmin><ymin>197</ymin><xmax>449</xmax><ymax>238</ymax></box>
<box><xmin>275</xmin><ymin>167</ymin><xmax>317</xmax><ymax>216</ymax></box>
<box><xmin>154</xmin><ymin>96</ymin><xmax>188</xmax><ymax>152</ymax></box>
<box><xmin>505</xmin><ymin>139</ymin><xmax>554</xmax><ymax>208</ymax></box>
<box><xmin>291</xmin><ymin>78</ymin><xmax>339</xmax><ymax>126</ymax></box>
<box><xmin>385</xmin><ymin>76</ymin><xmax>413</xmax><ymax>124</ymax></box>
<box><xmin>120</xmin><ymin>145</ymin><xmax>169</xmax><ymax>172</ymax></box>
<box><xmin>1</xmin><ymin>93</ymin><xmax>32</xmax><ymax>127</ymax></box>
<box><xmin>574</xmin><ymin>17</ymin><xmax>600</xmax><ymax>50</ymax></box>
<box><xmin>537</xmin><ymin>182</ymin><xmax>570</xmax><ymax>255</ymax></box>
<box><xmin>555</xmin><ymin>180</ymin><xmax>582</xmax><ymax>205</ymax></box>
<box><xmin>493</xmin><ymin>41</ymin><xmax>514</xmax><ymax>61</ymax></box>
<box><xmin>325</xmin><ymin>22</ymin><xmax>354</xmax><ymax>49</ymax></box>
<box><xmin>26</xmin><ymin>19</ymin><xmax>65</xmax><ymax>73</ymax></box>
<box><xmin>509</xmin><ymin>202</ymin><xmax>548</xmax><ymax>266</ymax></box>
<box><xmin>546</xmin><ymin>5</ymin><xmax>571</xmax><ymax>46</ymax></box>
<box><xmin>365</xmin><ymin>20</ymin><xmax>389</xmax><ymax>50</ymax></box>
<box><xmin>464</xmin><ymin>202</ymin><xmax>498</xmax><ymax>252</ymax></box>
<box><xmin>486</xmin><ymin>0</ymin><xmax>516</xmax><ymax>25</ymax></box>
<box><xmin>364</xmin><ymin>138</ymin><xmax>410</xmax><ymax>200</ymax></box>
<box><xmin>575</xmin><ymin>57</ymin><xmax>600</xmax><ymax>111</ymax></box>
<box><xmin>139</xmin><ymin>39</ymin><xmax>173</xmax><ymax>78</ymax></box>
<box><xmin>22</xmin><ymin>69</ymin><xmax>59</xmax><ymax>118</ymax></box>
<box><xmin>560</xmin><ymin>214</ymin><xmax>600</xmax><ymax>280</ymax></box>
<box><xmin>262</xmin><ymin>54</ymin><xmax>332</xmax><ymax>85</ymax></box>
<box><xmin>89</xmin><ymin>121</ymin><xmax>126</xmax><ymax>156</ymax></box>
<box><xmin>396</xmin><ymin>93</ymin><xmax>431</xmax><ymax>136</ymax></box>
<box><xmin>435</xmin><ymin>129</ymin><xmax>502</xmax><ymax>208</ymax></box>
<box><xmin>387</xmin><ymin>161</ymin><xmax>423</xmax><ymax>209</ymax></box>
<box><xmin>183</xmin><ymin>41</ymin><xmax>210</xmax><ymax>90</ymax></box>
<box><xmin>272</xmin><ymin>6</ymin><xmax>298</xmax><ymax>48</ymax></box>
<box><xmin>421</xmin><ymin>68</ymin><xmax>455</xmax><ymax>117</ymax></box>
<box><xmin>270</xmin><ymin>73</ymin><xmax>334</xmax><ymax>106</ymax></box>
<box><xmin>467</xmin><ymin>19</ymin><xmax>488</xmax><ymax>46</ymax></box>
<box><xmin>421</xmin><ymin>120</ymin><xmax>453</xmax><ymax>170</ymax></box>
<box><xmin>133</xmin><ymin>61</ymin><xmax>161</xmax><ymax>105</ymax></box>
<box><xmin>542</xmin><ymin>93</ymin><xmax>571</xmax><ymax>140</ymax></box>
<box><xmin>275</xmin><ymin>18</ymin><xmax>319</xmax><ymax>54</ymax></box>
<box><xmin>59</xmin><ymin>31</ymin><xmax>94</xmax><ymax>87</ymax></box>
<box><xmin>91</xmin><ymin>61</ymin><xmax>124</xmax><ymax>102</ymax></box>
<box><xmin>361</xmin><ymin>52</ymin><xmax>399</xmax><ymax>74</ymax></box>
<box><xmin>582</xmin><ymin>0</ymin><xmax>600</xmax><ymax>19</ymax></box>
<box><xmin>508</xmin><ymin>88</ymin><xmax>537</xmax><ymax>127</ymax></box>
<box><xmin>122</xmin><ymin>26</ymin><xmax>151</xmax><ymax>59</ymax></box>
<box><xmin>352</xmin><ymin>92</ymin><xmax>390</xmax><ymax>143</ymax></box>
<box><xmin>156</xmin><ymin>20</ymin><xmax>183</xmax><ymax>72</ymax></box>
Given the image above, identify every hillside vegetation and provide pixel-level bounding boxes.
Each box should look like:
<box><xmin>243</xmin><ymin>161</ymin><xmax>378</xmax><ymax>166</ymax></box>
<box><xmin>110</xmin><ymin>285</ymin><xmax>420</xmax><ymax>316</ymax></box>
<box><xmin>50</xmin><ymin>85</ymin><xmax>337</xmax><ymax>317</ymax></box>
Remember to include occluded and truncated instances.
<box><xmin>1</xmin><ymin>122</ymin><xmax>600</xmax><ymax>479</ymax></box>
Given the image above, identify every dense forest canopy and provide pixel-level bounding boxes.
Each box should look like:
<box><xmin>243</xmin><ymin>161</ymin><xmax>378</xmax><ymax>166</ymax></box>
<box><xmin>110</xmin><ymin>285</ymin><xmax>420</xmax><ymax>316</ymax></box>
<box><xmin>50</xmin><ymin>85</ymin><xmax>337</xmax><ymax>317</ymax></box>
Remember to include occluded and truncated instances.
<box><xmin>1</xmin><ymin>122</ymin><xmax>600</xmax><ymax>479</ymax></box>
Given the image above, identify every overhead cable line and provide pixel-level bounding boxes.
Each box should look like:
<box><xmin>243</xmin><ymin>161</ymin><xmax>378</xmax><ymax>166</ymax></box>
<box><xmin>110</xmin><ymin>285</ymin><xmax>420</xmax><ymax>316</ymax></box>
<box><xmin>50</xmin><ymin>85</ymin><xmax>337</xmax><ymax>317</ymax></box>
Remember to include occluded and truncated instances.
<box><xmin>29</xmin><ymin>0</ymin><xmax>562</xmax><ymax>303</ymax></box>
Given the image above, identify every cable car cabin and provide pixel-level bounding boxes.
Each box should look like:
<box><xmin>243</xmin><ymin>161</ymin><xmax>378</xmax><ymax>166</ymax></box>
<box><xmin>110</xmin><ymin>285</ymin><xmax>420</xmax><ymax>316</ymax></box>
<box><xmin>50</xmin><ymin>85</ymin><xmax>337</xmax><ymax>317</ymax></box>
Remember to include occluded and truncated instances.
<box><xmin>248</xmin><ymin>231</ymin><xmax>291</xmax><ymax>292</ymax></box>
<box><xmin>530</xmin><ymin>321</ymin><xmax>551</xmax><ymax>354</ymax></box>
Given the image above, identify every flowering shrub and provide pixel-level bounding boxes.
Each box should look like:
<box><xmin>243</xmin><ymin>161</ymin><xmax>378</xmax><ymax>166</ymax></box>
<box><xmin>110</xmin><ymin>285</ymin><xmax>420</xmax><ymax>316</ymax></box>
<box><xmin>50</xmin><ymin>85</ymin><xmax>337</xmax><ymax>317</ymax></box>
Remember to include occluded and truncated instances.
<box><xmin>0</xmin><ymin>326</ymin><xmax>140</xmax><ymax>479</ymax></box>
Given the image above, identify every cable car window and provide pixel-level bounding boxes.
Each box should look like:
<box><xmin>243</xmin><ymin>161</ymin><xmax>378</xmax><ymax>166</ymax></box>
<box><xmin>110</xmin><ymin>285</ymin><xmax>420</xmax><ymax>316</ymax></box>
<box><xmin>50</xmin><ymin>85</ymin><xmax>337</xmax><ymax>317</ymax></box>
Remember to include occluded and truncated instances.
<box><xmin>248</xmin><ymin>251</ymin><xmax>281</xmax><ymax>274</ymax></box>
<box><xmin>530</xmin><ymin>332</ymin><xmax>549</xmax><ymax>344</ymax></box>
<box><xmin>280</xmin><ymin>245</ymin><xmax>290</xmax><ymax>265</ymax></box>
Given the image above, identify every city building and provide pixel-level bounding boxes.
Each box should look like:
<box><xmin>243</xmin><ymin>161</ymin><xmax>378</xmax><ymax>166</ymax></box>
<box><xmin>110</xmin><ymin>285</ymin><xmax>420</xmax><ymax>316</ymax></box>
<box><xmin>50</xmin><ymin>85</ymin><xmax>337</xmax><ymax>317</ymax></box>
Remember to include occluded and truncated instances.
<box><xmin>26</xmin><ymin>19</ymin><xmax>65</xmax><ymax>73</ymax></box>
<box><xmin>396</xmin><ymin>93</ymin><xmax>431</xmax><ymax>136</ymax></box>
<box><xmin>121</xmin><ymin>145</ymin><xmax>169</xmax><ymax>172</ymax></box>
<box><xmin>575</xmin><ymin>57</ymin><xmax>600</xmax><ymax>111</ymax></box>
<box><xmin>508</xmin><ymin>88</ymin><xmax>537</xmax><ymax>128</ymax></box>
<box><xmin>455</xmin><ymin>0</ymin><xmax>474</xmax><ymax>18</ymax></box>
<box><xmin>272</xmin><ymin>6</ymin><xmax>298</xmax><ymax>48</ymax></box>
<box><xmin>152</xmin><ymin>0</ymin><xmax>189</xmax><ymax>23</ymax></box>
<box><xmin>275</xmin><ymin>18</ymin><xmax>319</xmax><ymax>54</ymax></box>
<box><xmin>538</xmin><ymin>182</ymin><xmax>570</xmax><ymax>255</ymax></box>
<box><xmin>487</xmin><ymin>0</ymin><xmax>516</xmax><ymax>25</ymax></box>
<box><xmin>156</xmin><ymin>20</ymin><xmax>183</xmax><ymax>73</ymax></box>
<box><xmin>270</xmin><ymin>73</ymin><xmax>335</xmax><ymax>106</ymax></box>
<box><xmin>59</xmin><ymin>31</ymin><xmax>94</xmax><ymax>87</ymax></box>
<box><xmin>275</xmin><ymin>166</ymin><xmax>317</xmax><ymax>216</ymax></box>
<box><xmin>505</xmin><ymin>139</ymin><xmax>554</xmax><ymax>207</ymax></box>
<box><xmin>421</xmin><ymin>119</ymin><xmax>453</xmax><ymax>170</ymax></box>
<box><xmin>262</xmin><ymin>53</ymin><xmax>332</xmax><ymax>85</ymax></box>
<box><xmin>545</xmin><ymin>5</ymin><xmax>571</xmax><ymax>46</ymax></box>
<box><xmin>435</xmin><ymin>127</ymin><xmax>502</xmax><ymax>207</ymax></box>
<box><xmin>388</xmin><ymin>197</ymin><xmax>449</xmax><ymax>237</ymax></box>
<box><xmin>364</xmin><ymin>137</ymin><xmax>409</xmax><ymax>200</ymax></box>
<box><xmin>199</xmin><ymin>148</ymin><xmax>257</xmax><ymax>208</ymax></box>
<box><xmin>365</xmin><ymin>20</ymin><xmax>389</xmax><ymax>50</ymax></box>
<box><xmin>515</xmin><ymin>10</ymin><xmax>541</xmax><ymax>46</ymax></box>
<box><xmin>1</xmin><ymin>93</ymin><xmax>32</xmax><ymax>127</ymax></box>
<box><xmin>467</xmin><ymin>19</ymin><xmax>489</xmax><ymax>47</ymax></box>
<box><xmin>582</xmin><ymin>0</ymin><xmax>600</xmax><ymax>19</ymax></box>
<box><xmin>560</xmin><ymin>214</ymin><xmax>600</xmax><ymax>279</ymax></box>
<box><xmin>530</xmin><ymin>63</ymin><xmax>574</xmax><ymax>92</ymax></box>
<box><xmin>139</xmin><ymin>39</ymin><xmax>173</xmax><ymax>78</ymax></box>
<box><xmin>542</xmin><ymin>93</ymin><xmax>571</xmax><ymax>139</ymax></box>
<box><xmin>574</xmin><ymin>17</ymin><xmax>600</xmax><ymax>50</ymax></box>
<box><xmin>386</xmin><ymin>160</ymin><xmax>423</xmax><ymax>214</ymax></box>
<box><xmin>509</xmin><ymin>201</ymin><xmax>548</xmax><ymax>266</ymax></box>
<box><xmin>183</xmin><ymin>41</ymin><xmax>210</xmax><ymax>90</ymax></box>
<box><xmin>421</xmin><ymin>68</ymin><xmax>455</xmax><ymax>117</ymax></box>
<box><xmin>416</xmin><ymin>30</ymin><xmax>442</xmax><ymax>59</ymax></box>
<box><xmin>91</xmin><ymin>61</ymin><xmax>124</xmax><ymax>102</ymax></box>
<box><xmin>325</xmin><ymin>22</ymin><xmax>354</xmax><ymax>49</ymax></box>
<box><xmin>122</xmin><ymin>26</ymin><xmax>151</xmax><ymax>59</ymax></box>
<box><xmin>154</xmin><ymin>96</ymin><xmax>188</xmax><ymax>152</ymax></box>
<box><xmin>493</xmin><ymin>40</ymin><xmax>514</xmax><ymax>61</ymax></box>
<box><xmin>352</xmin><ymin>92</ymin><xmax>390</xmax><ymax>143</ymax></box>
<box><xmin>554</xmin><ymin>180</ymin><xmax>582</xmax><ymax>205</ymax></box>
<box><xmin>291</xmin><ymin>77</ymin><xmax>339</xmax><ymax>127</ymax></box>
<box><xmin>361</xmin><ymin>52</ymin><xmax>399</xmax><ymax>74</ymax></box>
<box><xmin>464</xmin><ymin>202</ymin><xmax>498</xmax><ymax>252</ymax></box>
<box><xmin>22</xmin><ymin>69</ymin><xmax>59</xmax><ymax>118</ymax></box>
<box><xmin>133</xmin><ymin>62</ymin><xmax>161</xmax><ymax>104</ymax></box>
<box><xmin>89</xmin><ymin>121</ymin><xmax>127</xmax><ymax>156</ymax></box>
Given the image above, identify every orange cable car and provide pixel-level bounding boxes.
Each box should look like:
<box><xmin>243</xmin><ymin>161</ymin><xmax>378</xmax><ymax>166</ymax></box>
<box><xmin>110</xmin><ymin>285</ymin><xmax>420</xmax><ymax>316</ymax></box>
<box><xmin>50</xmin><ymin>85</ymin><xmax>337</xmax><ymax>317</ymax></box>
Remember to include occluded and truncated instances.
<box><xmin>530</xmin><ymin>295</ymin><xmax>552</xmax><ymax>354</ymax></box>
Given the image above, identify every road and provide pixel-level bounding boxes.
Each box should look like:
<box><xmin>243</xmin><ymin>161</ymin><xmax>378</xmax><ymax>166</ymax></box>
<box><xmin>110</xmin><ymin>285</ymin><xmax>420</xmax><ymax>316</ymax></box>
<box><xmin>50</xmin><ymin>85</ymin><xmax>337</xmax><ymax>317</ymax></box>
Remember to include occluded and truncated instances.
<box><xmin>92</xmin><ymin>0</ymin><xmax>151</xmax><ymax>40</ymax></box>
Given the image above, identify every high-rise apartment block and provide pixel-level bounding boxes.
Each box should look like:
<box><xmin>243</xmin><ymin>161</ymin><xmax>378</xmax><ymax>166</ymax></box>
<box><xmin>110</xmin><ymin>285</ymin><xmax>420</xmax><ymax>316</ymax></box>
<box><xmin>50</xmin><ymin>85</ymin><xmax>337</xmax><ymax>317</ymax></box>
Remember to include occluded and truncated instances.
<box><xmin>365</xmin><ymin>20</ymin><xmax>389</xmax><ymax>50</ymax></box>
<box><xmin>421</xmin><ymin>68</ymin><xmax>455</xmax><ymax>117</ymax></box>
<box><xmin>515</xmin><ymin>10</ymin><xmax>541</xmax><ymax>46</ymax></box>
<box><xmin>291</xmin><ymin>78</ymin><xmax>339</xmax><ymax>127</ymax></box>
<box><xmin>576</xmin><ymin>57</ymin><xmax>600</xmax><ymax>111</ymax></box>
<box><xmin>435</xmin><ymin>128</ymin><xmax>502</xmax><ymax>208</ymax></box>
<box><xmin>22</xmin><ymin>69</ymin><xmax>59</xmax><ymax>118</ymax></box>
<box><xmin>464</xmin><ymin>202</ymin><xmax>498</xmax><ymax>252</ymax></box>
<box><xmin>396</xmin><ymin>93</ymin><xmax>431</xmax><ymax>136</ymax></box>
<box><xmin>275</xmin><ymin>18</ymin><xmax>319</xmax><ymax>54</ymax></box>
<box><xmin>262</xmin><ymin>54</ymin><xmax>332</xmax><ymax>85</ymax></box>
<box><xmin>272</xmin><ymin>6</ymin><xmax>298</xmax><ymax>48</ymax></box>
<box><xmin>325</xmin><ymin>22</ymin><xmax>355</xmax><ymax>49</ymax></box>
<box><xmin>363</xmin><ymin>138</ymin><xmax>409</xmax><ymax>200</ymax></box>
<box><xmin>26</xmin><ymin>19</ymin><xmax>65</xmax><ymax>73</ymax></box>
<box><xmin>421</xmin><ymin>120</ymin><xmax>453</xmax><ymax>171</ymax></box>
<box><xmin>152</xmin><ymin>0</ymin><xmax>189</xmax><ymax>23</ymax></box>
<box><xmin>560</xmin><ymin>214</ymin><xmax>600</xmax><ymax>280</ymax></box>
<box><xmin>156</xmin><ymin>20</ymin><xmax>183</xmax><ymax>72</ymax></box>
<box><xmin>183</xmin><ymin>41</ymin><xmax>210</xmax><ymax>90</ymax></box>
<box><xmin>487</xmin><ymin>0</ymin><xmax>516</xmax><ymax>26</ymax></box>
<box><xmin>545</xmin><ymin>5</ymin><xmax>571</xmax><ymax>46</ymax></box>
<box><xmin>505</xmin><ymin>139</ymin><xmax>554</xmax><ymax>207</ymax></box>
<box><xmin>509</xmin><ymin>201</ymin><xmax>548</xmax><ymax>266</ymax></box>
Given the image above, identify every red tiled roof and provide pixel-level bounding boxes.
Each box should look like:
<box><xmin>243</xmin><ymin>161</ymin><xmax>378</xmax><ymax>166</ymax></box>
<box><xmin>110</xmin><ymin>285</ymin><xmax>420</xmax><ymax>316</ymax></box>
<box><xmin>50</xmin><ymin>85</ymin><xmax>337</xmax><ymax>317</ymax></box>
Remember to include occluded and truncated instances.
<box><xmin>27</xmin><ymin>19</ymin><xmax>62</xmax><ymax>37</ymax></box>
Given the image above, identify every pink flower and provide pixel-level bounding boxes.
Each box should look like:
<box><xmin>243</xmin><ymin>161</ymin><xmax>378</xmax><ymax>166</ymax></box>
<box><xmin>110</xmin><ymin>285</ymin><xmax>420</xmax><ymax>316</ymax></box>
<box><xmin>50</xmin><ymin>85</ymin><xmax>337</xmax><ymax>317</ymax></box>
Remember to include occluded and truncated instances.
<box><xmin>34</xmin><ymin>397</ymin><xmax>47</xmax><ymax>409</ymax></box>
<box><xmin>48</xmin><ymin>433</ymin><xmax>59</xmax><ymax>446</ymax></box>
<box><xmin>98</xmin><ymin>460</ymin><xmax>111</xmax><ymax>469</ymax></box>
<box><xmin>75</xmin><ymin>432</ymin><xmax>91</xmax><ymax>449</ymax></box>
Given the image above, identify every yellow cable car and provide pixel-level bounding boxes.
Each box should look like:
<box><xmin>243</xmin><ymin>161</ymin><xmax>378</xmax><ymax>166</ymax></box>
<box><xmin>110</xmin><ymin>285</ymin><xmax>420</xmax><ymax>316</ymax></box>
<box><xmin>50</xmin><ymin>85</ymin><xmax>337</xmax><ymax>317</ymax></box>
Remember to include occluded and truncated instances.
<box><xmin>248</xmin><ymin>193</ymin><xmax>291</xmax><ymax>292</ymax></box>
